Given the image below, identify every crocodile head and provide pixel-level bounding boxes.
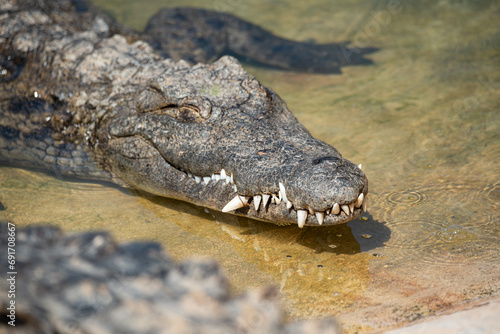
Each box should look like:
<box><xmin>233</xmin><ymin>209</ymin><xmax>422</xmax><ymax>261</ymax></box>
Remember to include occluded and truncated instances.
<box><xmin>98</xmin><ymin>56</ymin><xmax>368</xmax><ymax>227</ymax></box>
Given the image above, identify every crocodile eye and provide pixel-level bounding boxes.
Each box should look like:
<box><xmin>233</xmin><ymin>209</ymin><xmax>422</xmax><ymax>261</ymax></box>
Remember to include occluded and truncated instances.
<box><xmin>160</xmin><ymin>104</ymin><xmax>201</xmax><ymax>123</ymax></box>
<box><xmin>136</xmin><ymin>88</ymin><xmax>212</xmax><ymax>122</ymax></box>
<box><xmin>179</xmin><ymin>96</ymin><xmax>212</xmax><ymax>119</ymax></box>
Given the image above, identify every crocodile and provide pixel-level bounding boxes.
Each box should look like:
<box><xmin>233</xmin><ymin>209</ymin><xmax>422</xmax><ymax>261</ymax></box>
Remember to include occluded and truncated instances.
<box><xmin>0</xmin><ymin>0</ymin><xmax>370</xmax><ymax>227</ymax></box>
<box><xmin>0</xmin><ymin>222</ymin><xmax>342</xmax><ymax>333</ymax></box>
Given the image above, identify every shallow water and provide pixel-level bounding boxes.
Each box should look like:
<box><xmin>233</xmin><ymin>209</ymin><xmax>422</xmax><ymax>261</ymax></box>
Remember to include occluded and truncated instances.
<box><xmin>1</xmin><ymin>0</ymin><xmax>499</xmax><ymax>332</ymax></box>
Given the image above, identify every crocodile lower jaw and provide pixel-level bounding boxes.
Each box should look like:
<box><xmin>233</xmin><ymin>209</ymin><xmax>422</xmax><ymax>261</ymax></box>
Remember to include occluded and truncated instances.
<box><xmin>183</xmin><ymin>168</ymin><xmax>367</xmax><ymax>228</ymax></box>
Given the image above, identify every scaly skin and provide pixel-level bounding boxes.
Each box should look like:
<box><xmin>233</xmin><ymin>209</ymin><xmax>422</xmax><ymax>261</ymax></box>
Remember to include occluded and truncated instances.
<box><xmin>0</xmin><ymin>0</ymin><xmax>369</xmax><ymax>227</ymax></box>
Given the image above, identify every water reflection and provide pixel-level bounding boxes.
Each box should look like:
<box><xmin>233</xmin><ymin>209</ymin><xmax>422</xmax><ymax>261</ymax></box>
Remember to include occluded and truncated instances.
<box><xmin>295</xmin><ymin>225</ymin><xmax>363</xmax><ymax>255</ymax></box>
<box><xmin>348</xmin><ymin>213</ymin><xmax>391</xmax><ymax>253</ymax></box>
<box><xmin>139</xmin><ymin>193</ymin><xmax>380</xmax><ymax>318</ymax></box>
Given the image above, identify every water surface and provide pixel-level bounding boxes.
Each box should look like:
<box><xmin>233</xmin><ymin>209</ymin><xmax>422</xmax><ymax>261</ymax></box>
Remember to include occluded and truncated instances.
<box><xmin>1</xmin><ymin>0</ymin><xmax>499</xmax><ymax>332</ymax></box>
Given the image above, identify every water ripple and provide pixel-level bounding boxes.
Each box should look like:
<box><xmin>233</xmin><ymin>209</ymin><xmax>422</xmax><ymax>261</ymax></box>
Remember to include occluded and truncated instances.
<box><xmin>380</xmin><ymin>217</ymin><xmax>499</xmax><ymax>266</ymax></box>
<box><xmin>372</xmin><ymin>180</ymin><xmax>500</xmax><ymax>267</ymax></box>
<box><xmin>381</xmin><ymin>189</ymin><xmax>429</xmax><ymax>206</ymax></box>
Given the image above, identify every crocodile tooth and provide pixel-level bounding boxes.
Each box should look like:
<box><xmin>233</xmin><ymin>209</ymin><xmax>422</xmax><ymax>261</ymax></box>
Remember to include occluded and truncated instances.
<box><xmin>278</xmin><ymin>182</ymin><xmax>288</xmax><ymax>203</ymax></box>
<box><xmin>286</xmin><ymin>201</ymin><xmax>293</xmax><ymax>209</ymax></box>
<box><xmin>220</xmin><ymin>169</ymin><xmax>227</xmax><ymax>182</ymax></box>
<box><xmin>187</xmin><ymin>172</ymin><xmax>193</xmax><ymax>178</ymax></box>
<box><xmin>355</xmin><ymin>193</ymin><xmax>364</xmax><ymax>208</ymax></box>
<box><xmin>332</xmin><ymin>203</ymin><xmax>340</xmax><ymax>215</ymax></box>
<box><xmin>358</xmin><ymin>163</ymin><xmax>362</xmax><ymax>170</ymax></box>
<box><xmin>363</xmin><ymin>196</ymin><xmax>368</xmax><ymax>212</ymax></box>
<box><xmin>262</xmin><ymin>194</ymin><xmax>270</xmax><ymax>207</ymax></box>
<box><xmin>349</xmin><ymin>203</ymin><xmax>354</xmax><ymax>214</ymax></box>
<box><xmin>326</xmin><ymin>208</ymin><xmax>331</xmax><ymax>215</ymax></box>
<box><xmin>297</xmin><ymin>210</ymin><xmax>307</xmax><ymax>228</ymax></box>
<box><xmin>233</xmin><ymin>184</ymin><xmax>238</xmax><ymax>192</ymax></box>
<box><xmin>230</xmin><ymin>174</ymin><xmax>234</xmax><ymax>184</ymax></box>
<box><xmin>253</xmin><ymin>195</ymin><xmax>262</xmax><ymax>211</ymax></box>
<box><xmin>308</xmin><ymin>207</ymin><xmax>315</xmax><ymax>215</ymax></box>
<box><xmin>315</xmin><ymin>212</ymin><xmax>324</xmax><ymax>225</ymax></box>
<box><xmin>203</xmin><ymin>176</ymin><xmax>211</xmax><ymax>184</ymax></box>
<box><xmin>195</xmin><ymin>176</ymin><xmax>201</xmax><ymax>183</ymax></box>
<box><xmin>214</xmin><ymin>174</ymin><xmax>221</xmax><ymax>181</ymax></box>
<box><xmin>222</xmin><ymin>195</ymin><xmax>249</xmax><ymax>212</ymax></box>
<box><xmin>226</xmin><ymin>173</ymin><xmax>232</xmax><ymax>184</ymax></box>
<box><xmin>341</xmin><ymin>205</ymin><xmax>350</xmax><ymax>215</ymax></box>
<box><xmin>272</xmin><ymin>194</ymin><xmax>281</xmax><ymax>205</ymax></box>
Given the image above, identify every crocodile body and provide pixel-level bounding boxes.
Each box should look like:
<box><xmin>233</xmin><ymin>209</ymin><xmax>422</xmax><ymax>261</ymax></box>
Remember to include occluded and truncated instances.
<box><xmin>0</xmin><ymin>0</ymin><xmax>369</xmax><ymax>227</ymax></box>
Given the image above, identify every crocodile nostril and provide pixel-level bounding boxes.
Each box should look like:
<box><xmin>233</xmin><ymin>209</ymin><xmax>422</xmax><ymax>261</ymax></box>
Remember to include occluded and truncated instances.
<box><xmin>312</xmin><ymin>156</ymin><xmax>341</xmax><ymax>165</ymax></box>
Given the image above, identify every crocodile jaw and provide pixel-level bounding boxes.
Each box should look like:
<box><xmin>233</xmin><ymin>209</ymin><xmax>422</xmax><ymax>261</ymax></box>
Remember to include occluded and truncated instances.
<box><xmin>103</xmin><ymin>133</ymin><xmax>368</xmax><ymax>227</ymax></box>
<box><xmin>187</xmin><ymin>168</ymin><xmax>368</xmax><ymax>227</ymax></box>
<box><xmin>98</xmin><ymin>56</ymin><xmax>368</xmax><ymax>227</ymax></box>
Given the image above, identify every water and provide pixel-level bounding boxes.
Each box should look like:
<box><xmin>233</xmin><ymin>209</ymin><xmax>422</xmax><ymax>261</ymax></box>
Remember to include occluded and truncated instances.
<box><xmin>1</xmin><ymin>0</ymin><xmax>499</xmax><ymax>332</ymax></box>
